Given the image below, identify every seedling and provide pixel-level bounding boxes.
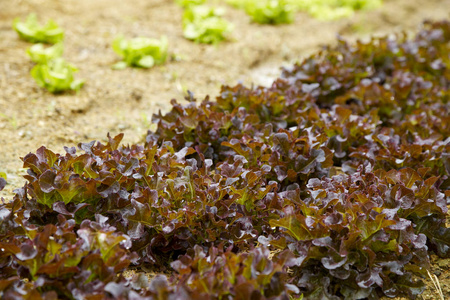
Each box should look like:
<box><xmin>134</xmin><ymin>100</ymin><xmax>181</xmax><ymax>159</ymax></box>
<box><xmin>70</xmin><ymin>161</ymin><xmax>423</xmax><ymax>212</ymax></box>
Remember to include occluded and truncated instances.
<box><xmin>112</xmin><ymin>36</ymin><xmax>168</xmax><ymax>69</ymax></box>
<box><xmin>228</xmin><ymin>0</ymin><xmax>382</xmax><ymax>22</ymax></box>
<box><xmin>231</xmin><ymin>0</ymin><xmax>295</xmax><ymax>24</ymax></box>
<box><xmin>175</xmin><ymin>0</ymin><xmax>206</xmax><ymax>7</ymax></box>
<box><xmin>287</xmin><ymin>0</ymin><xmax>382</xmax><ymax>20</ymax></box>
<box><xmin>27</xmin><ymin>42</ymin><xmax>63</xmax><ymax>64</ymax></box>
<box><xmin>13</xmin><ymin>13</ymin><xmax>64</xmax><ymax>44</ymax></box>
<box><xmin>31</xmin><ymin>58</ymin><xmax>84</xmax><ymax>93</ymax></box>
<box><xmin>183</xmin><ymin>5</ymin><xmax>233</xmax><ymax>44</ymax></box>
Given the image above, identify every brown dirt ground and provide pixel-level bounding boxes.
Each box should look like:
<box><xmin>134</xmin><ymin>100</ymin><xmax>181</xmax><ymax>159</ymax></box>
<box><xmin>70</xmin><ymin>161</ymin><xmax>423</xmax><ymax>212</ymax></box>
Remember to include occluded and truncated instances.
<box><xmin>1</xmin><ymin>0</ymin><xmax>449</xmax><ymax>298</ymax></box>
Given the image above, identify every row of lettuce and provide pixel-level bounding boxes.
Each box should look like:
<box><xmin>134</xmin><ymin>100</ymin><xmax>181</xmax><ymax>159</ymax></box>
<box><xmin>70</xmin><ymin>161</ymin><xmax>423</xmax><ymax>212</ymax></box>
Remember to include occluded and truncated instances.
<box><xmin>12</xmin><ymin>0</ymin><xmax>383</xmax><ymax>94</ymax></box>
<box><xmin>2</xmin><ymin>19</ymin><xmax>449</xmax><ymax>300</ymax></box>
<box><xmin>12</xmin><ymin>13</ymin><xmax>169</xmax><ymax>93</ymax></box>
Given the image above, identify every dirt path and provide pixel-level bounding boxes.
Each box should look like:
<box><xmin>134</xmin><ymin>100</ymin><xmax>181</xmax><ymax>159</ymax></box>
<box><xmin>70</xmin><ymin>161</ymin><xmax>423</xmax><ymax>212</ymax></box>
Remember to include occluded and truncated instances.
<box><xmin>1</xmin><ymin>0</ymin><xmax>450</xmax><ymax>298</ymax></box>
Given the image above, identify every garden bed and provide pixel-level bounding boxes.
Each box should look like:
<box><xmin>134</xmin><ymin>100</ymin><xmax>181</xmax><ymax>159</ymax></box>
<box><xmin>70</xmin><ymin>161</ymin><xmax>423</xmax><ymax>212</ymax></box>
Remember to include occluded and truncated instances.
<box><xmin>0</xmin><ymin>0</ymin><xmax>449</xmax><ymax>298</ymax></box>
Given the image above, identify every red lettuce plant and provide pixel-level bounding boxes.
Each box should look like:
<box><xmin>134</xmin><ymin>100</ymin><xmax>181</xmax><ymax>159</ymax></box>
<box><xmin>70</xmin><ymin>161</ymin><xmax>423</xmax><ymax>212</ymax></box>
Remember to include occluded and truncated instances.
<box><xmin>0</xmin><ymin>20</ymin><xmax>449</xmax><ymax>299</ymax></box>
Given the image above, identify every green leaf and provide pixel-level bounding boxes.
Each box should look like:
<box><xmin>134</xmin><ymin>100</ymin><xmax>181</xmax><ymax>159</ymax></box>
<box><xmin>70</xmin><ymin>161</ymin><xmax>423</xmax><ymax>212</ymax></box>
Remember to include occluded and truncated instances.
<box><xmin>112</xmin><ymin>61</ymin><xmax>128</xmax><ymax>70</ymax></box>
<box><xmin>398</xmin><ymin>168</ymin><xmax>422</xmax><ymax>189</ymax></box>
<box><xmin>270</xmin><ymin>215</ymin><xmax>312</xmax><ymax>241</ymax></box>
<box><xmin>56</xmin><ymin>177</ymin><xmax>87</xmax><ymax>204</ymax></box>
<box><xmin>137</xmin><ymin>56</ymin><xmax>155</xmax><ymax>68</ymax></box>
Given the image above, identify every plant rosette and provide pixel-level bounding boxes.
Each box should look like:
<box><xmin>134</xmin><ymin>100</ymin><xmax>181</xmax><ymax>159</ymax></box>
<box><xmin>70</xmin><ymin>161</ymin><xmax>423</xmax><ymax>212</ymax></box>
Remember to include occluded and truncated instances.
<box><xmin>182</xmin><ymin>5</ymin><xmax>233</xmax><ymax>44</ymax></box>
<box><xmin>31</xmin><ymin>58</ymin><xmax>84</xmax><ymax>94</ymax></box>
<box><xmin>287</xmin><ymin>0</ymin><xmax>383</xmax><ymax>21</ymax></box>
<box><xmin>175</xmin><ymin>0</ymin><xmax>206</xmax><ymax>8</ymax></box>
<box><xmin>247</xmin><ymin>0</ymin><xmax>295</xmax><ymax>24</ymax></box>
<box><xmin>13</xmin><ymin>13</ymin><xmax>64</xmax><ymax>44</ymax></box>
<box><xmin>27</xmin><ymin>42</ymin><xmax>64</xmax><ymax>64</ymax></box>
<box><xmin>112</xmin><ymin>35</ymin><xmax>169</xmax><ymax>69</ymax></box>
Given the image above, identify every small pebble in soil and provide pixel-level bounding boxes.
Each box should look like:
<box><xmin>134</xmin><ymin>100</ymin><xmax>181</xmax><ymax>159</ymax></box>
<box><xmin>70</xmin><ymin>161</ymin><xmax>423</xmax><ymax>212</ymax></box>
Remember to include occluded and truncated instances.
<box><xmin>17</xmin><ymin>130</ymin><xmax>32</xmax><ymax>138</ymax></box>
<box><xmin>117</xmin><ymin>124</ymin><xmax>128</xmax><ymax>130</ymax></box>
<box><xmin>131</xmin><ymin>89</ymin><xmax>143</xmax><ymax>101</ymax></box>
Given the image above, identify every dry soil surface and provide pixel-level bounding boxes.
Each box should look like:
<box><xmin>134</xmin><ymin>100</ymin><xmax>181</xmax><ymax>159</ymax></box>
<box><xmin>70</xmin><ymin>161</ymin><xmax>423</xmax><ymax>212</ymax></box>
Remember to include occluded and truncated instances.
<box><xmin>1</xmin><ymin>0</ymin><xmax>449</xmax><ymax>298</ymax></box>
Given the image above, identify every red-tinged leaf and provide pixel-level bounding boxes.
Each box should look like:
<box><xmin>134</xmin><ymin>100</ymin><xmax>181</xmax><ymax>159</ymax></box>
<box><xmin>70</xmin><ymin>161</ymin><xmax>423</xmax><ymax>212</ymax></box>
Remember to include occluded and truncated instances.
<box><xmin>174</xmin><ymin>147</ymin><xmax>197</xmax><ymax>162</ymax></box>
<box><xmin>120</xmin><ymin>157</ymin><xmax>139</xmax><ymax>176</ymax></box>
<box><xmin>22</xmin><ymin>153</ymin><xmax>44</xmax><ymax>175</ymax></box>
<box><xmin>16</xmin><ymin>243</ymin><xmax>38</xmax><ymax>261</ymax></box>
<box><xmin>0</xmin><ymin>242</ymin><xmax>21</xmax><ymax>255</ymax></box>
<box><xmin>335</xmin><ymin>106</ymin><xmax>352</xmax><ymax>124</ymax></box>
<box><xmin>269</xmin><ymin>216</ymin><xmax>311</xmax><ymax>241</ymax></box>
<box><xmin>287</xmin><ymin>169</ymin><xmax>297</xmax><ymax>182</ymax></box>
<box><xmin>127</xmin><ymin>200</ymin><xmax>157</xmax><ymax>226</ymax></box>
<box><xmin>38</xmin><ymin>169</ymin><xmax>57</xmax><ymax>193</ymax></box>
<box><xmin>222</xmin><ymin>140</ymin><xmax>250</xmax><ymax>157</ymax></box>
<box><xmin>56</xmin><ymin>177</ymin><xmax>87</xmax><ymax>204</ymax></box>
<box><xmin>321</xmin><ymin>147</ymin><xmax>334</xmax><ymax>169</ymax></box>
<box><xmin>245</xmin><ymin>171</ymin><xmax>259</xmax><ymax>186</ymax></box>
<box><xmin>408</xmin><ymin>144</ymin><xmax>423</xmax><ymax>159</ymax></box>
<box><xmin>360</xmin><ymin>213</ymin><xmax>396</xmax><ymax>241</ymax></box>
<box><xmin>424</xmin><ymin>176</ymin><xmax>439</xmax><ymax>187</ymax></box>
<box><xmin>296</xmin><ymin>148</ymin><xmax>326</xmax><ymax>174</ymax></box>
<box><xmin>385</xmin><ymin>169</ymin><xmax>399</xmax><ymax>185</ymax></box>
<box><xmin>36</xmin><ymin>258</ymin><xmax>79</xmax><ymax>277</ymax></box>
<box><xmin>34</xmin><ymin>224</ymin><xmax>57</xmax><ymax>250</ymax></box>
<box><xmin>107</xmin><ymin>133</ymin><xmax>124</xmax><ymax>151</ymax></box>
<box><xmin>273</xmin><ymin>132</ymin><xmax>290</xmax><ymax>154</ymax></box>
<box><xmin>417</xmin><ymin>167</ymin><xmax>431</xmax><ymax>178</ymax></box>
<box><xmin>0</xmin><ymin>277</ymin><xmax>20</xmax><ymax>291</ymax></box>
<box><xmin>356</xmin><ymin>267</ymin><xmax>383</xmax><ymax>289</ymax></box>
<box><xmin>398</xmin><ymin>168</ymin><xmax>422</xmax><ymax>188</ymax></box>
<box><xmin>321</xmin><ymin>255</ymin><xmax>347</xmax><ymax>270</ymax></box>
<box><xmin>44</xmin><ymin>148</ymin><xmax>58</xmax><ymax>168</ymax></box>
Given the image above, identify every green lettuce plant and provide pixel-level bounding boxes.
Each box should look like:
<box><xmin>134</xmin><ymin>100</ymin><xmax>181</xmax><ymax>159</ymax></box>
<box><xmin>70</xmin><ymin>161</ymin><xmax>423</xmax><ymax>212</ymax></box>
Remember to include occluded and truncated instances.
<box><xmin>13</xmin><ymin>13</ymin><xmax>64</xmax><ymax>44</ymax></box>
<box><xmin>30</xmin><ymin>58</ymin><xmax>84</xmax><ymax>93</ymax></box>
<box><xmin>228</xmin><ymin>0</ymin><xmax>295</xmax><ymax>24</ymax></box>
<box><xmin>182</xmin><ymin>5</ymin><xmax>233</xmax><ymax>44</ymax></box>
<box><xmin>26</xmin><ymin>42</ymin><xmax>63</xmax><ymax>64</ymax></box>
<box><xmin>112</xmin><ymin>36</ymin><xmax>169</xmax><ymax>69</ymax></box>
<box><xmin>287</xmin><ymin>0</ymin><xmax>382</xmax><ymax>20</ymax></box>
<box><xmin>175</xmin><ymin>0</ymin><xmax>206</xmax><ymax>7</ymax></box>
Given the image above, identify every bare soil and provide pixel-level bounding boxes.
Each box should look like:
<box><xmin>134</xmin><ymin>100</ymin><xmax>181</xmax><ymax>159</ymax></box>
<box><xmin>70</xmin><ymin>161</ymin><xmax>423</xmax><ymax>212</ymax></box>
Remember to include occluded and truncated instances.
<box><xmin>1</xmin><ymin>0</ymin><xmax>449</xmax><ymax>298</ymax></box>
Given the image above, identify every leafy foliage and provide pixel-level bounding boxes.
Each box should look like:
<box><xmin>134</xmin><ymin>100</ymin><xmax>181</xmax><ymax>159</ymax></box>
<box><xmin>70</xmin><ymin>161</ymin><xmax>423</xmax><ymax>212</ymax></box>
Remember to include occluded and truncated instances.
<box><xmin>139</xmin><ymin>245</ymin><xmax>301</xmax><ymax>299</ymax></box>
<box><xmin>1</xmin><ymin>20</ymin><xmax>450</xmax><ymax>299</ymax></box>
<box><xmin>30</xmin><ymin>58</ymin><xmax>84</xmax><ymax>93</ymax></box>
<box><xmin>0</xmin><ymin>202</ymin><xmax>136</xmax><ymax>299</ymax></box>
<box><xmin>287</xmin><ymin>0</ymin><xmax>383</xmax><ymax>20</ymax></box>
<box><xmin>227</xmin><ymin>0</ymin><xmax>382</xmax><ymax>23</ymax></box>
<box><xmin>112</xmin><ymin>36</ymin><xmax>169</xmax><ymax>69</ymax></box>
<box><xmin>13</xmin><ymin>13</ymin><xmax>64</xmax><ymax>44</ymax></box>
<box><xmin>27</xmin><ymin>42</ymin><xmax>64</xmax><ymax>64</ymax></box>
<box><xmin>182</xmin><ymin>5</ymin><xmax>233</xmax><ymax>44</ymax></box>
<box><xmin>175</xmin><ymin>0</ymin><xmax>206</xmax><ymax>8</ymax></box>
<box><xmin>227</xmin><ymin>0</ymin><xmax>295</xmax><ymax>24</ymax></box>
